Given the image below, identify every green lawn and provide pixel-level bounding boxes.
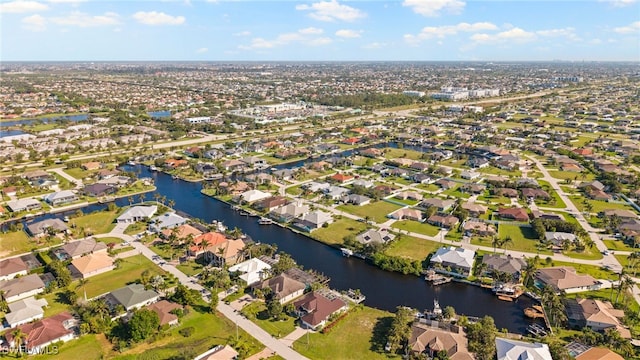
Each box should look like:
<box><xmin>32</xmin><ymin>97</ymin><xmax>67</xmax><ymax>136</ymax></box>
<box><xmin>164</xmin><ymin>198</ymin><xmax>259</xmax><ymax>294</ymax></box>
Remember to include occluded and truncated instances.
<box><xmin>39</xmin><ymin>290</ymin><xmax>72</xmax><ymax>318</ymax></box>
<box><xmin>562</xmin><ymin>248</ymin><xmax>603</xmax><ymax>261</ymax></box>
<box><xmin>77</xmin><ymin>255</ymin><xmax>164</xmax><ymax>298</ymax></box>
<box><xmin>569</xmin><ymin>196</ymin><xmax>637</xmax><ymax>214</ymax></box>
<box><xmin>538</xmin><ymin>259</ymin><xmax>619</xmax><ymax>281</ymax></box>
<box><xmin>0</xmin><ymin>230</ymin><xmax>37</xmax><ymax>257</ymax></box>
<box><xmin>337</xmin><ymin>201</ymin><xmax>402</xmax><ymax>223</ymax></box>
<box><xmin>391</xmin><ymin>220</ymin><xmax>440</xmax><ymax>237</ymax></box>
<box><xmin>293</xmin><ymin>306</ymin><xmax>399</xmax><ymax>360</ymax></box>
<box><xmin>69</xmin><ymin>209</ymin><xmax>119</xmax><ymax>236</ymax></box>
<box><xmin>32</xmin><ymin>334</ymin><xmax>105</xmax><ymax>360</ymax></box>
<box><xmin>548</xmin><ymin>171</ymin><xmax>595</xmax><ymax>181</ymax></box>
<box><xmin>124</xmin><ymin>222</ymin><xmax>147</xmax><ymax>235</ymax></box>
<box><xmin>241</xmin><ymin>302</ymin><xmax>297</xmax><ymax>338</ymax></box>
<box><xmin>311</xmin><ymin>218</ymin><xmax>368</xmax><ymax>245</ymax></box>
<box><xmin>603</xmin><ymin>239</ymin><xmax>637</xmax><ymax>252</ymax></box>
<box><xmin>534</xmin><ymin>181</ymin><xmax>567</xmax><ymax>209</ymax></box>
<box><xmin>478</xmin><ymin>166</ymin><xmax>522</xmax><ymax>177</ymax></box>
<box><xmin>490</xmin><ymin>224</ymin><xmax>551</xmax><ymax>254</ymax></box>
<box><xmin>416</xmin><ymin>183</ymin><xmax>440</xmax><ymax>192</ymax></box>
<box><xmin>382</xmin><ymin>148</ymin><xmax>425</xmax><ymax>161</ymax></box>
<box><xmin>97</xmin><ymin>237</ymin><xmax>124</xmax><ymax>245</ymax></box>
<box><xmin>64</xmin><ymin>167</ymin><xmax>95</xmax><ymax>180</ymax></box>
<box><xmin>285</xmin><ymin>185</ymin><xmax>302</xmax><ymax>196</ymax></box>
<box><xmin>176</xmin><ymin>262</ymin><xmax>205</xmax><ymax>277</ymax></box>
<box><xmin>384</xmin><ymin>235</ymin><xmax>441</xmax><ymax>262</ymax></box>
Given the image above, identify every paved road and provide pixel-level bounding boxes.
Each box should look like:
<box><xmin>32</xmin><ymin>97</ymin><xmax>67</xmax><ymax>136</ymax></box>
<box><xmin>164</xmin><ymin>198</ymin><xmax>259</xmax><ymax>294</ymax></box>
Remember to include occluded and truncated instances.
<box><xmin>48</xmin><ymin>167</ymin><xmax>83</xmax><ymax>189</ymax></box>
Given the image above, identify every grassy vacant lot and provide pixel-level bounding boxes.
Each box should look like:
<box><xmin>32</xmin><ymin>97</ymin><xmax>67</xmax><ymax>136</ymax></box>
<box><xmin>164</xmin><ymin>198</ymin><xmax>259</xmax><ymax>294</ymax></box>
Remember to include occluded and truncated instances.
<box><xmin>40</xmin><ymin>290</ymin><xmax>72</xmax><ymax>318</ymax></box>
<box><xmin>569</xmin><ymin>196</ymin><xmax>636</xmax><ymax>214</ymax></box>
<box><xmin>478</xmin><ymin>166</ymin><xmax>522</xmax><ymax>177</ymax></box>
<box><xmin>70</xmin><ymin>209</ymin><xmax>119</xmax><ymax>236</ymax></box>
<box><xmin>176</xmin><ymin>262</ymin><xmax>205</xmax><ymax>277</ymax></box>
<box><xmin>97</xmin><ymin>237</ymin><xmax>124</xmax><ymax>245</ymax></box>
<box><xmin>494</xmin><ymin>224</ymin><xmax>548</xmax><ymax>254</ymax></box>
<box><xmin>312</xmin><ymin>218</ymin><xmax>368</xmax><ymax>246</ymax></box>
<box><xmin>391</xmin><ymin>220</ymin><xmax>440</xmax><ymax>237</ymax></box>
<box><xmin>416</xmin><ymin>183</ymin><xmax>440</xmax><ymax>192</ymax></box>
<box><xmin>124</xmin><ymin>222</ymin><xmax>147</xmax><ymax>235</ymax></box>
<box><xmin>64</xmin><ymin>167</ymin><xmax>96</xmax><ymax>180</ymax></box>
<box><xmin>548</xmin><ymin>170</ymin><xmax>595</xmax><ymax>181</ymax></box>
<box><xmin>383</xmin><ymin>148</ymin><xmax>425</xmax><ymax>161</ymax></box>
<box><xmin>603</xmin><ymin>239</ymin><xmax>637</xmax><ymax>252</ymax></box>
<box><xmin>76</xmin><ymin>255</ymin><xmax>163</xmax><ymax>298</ymax></box>
<box><xmin>241</xmin><ymin>302</ymin><xmax>297</xmax><ymax>338</ymax></box>
<box><xmin>293</xmin><ymin>306</ymin><xmax>399</xmax><ymax>360</ymax></box>
<box><xmin>337</xmin><ymin>201</ymin><xmax>402</xmax><ymax>223</ymax></box>
<box><xmin>384</xmin><ymin>235</ymin><xmax>441</xmax><ymax>262</ymax></box>
<box><xmin>32</xmin><ymin>334</ymin><xmax>106</xmax><ymax>360</ymax></box>
<box><xmin>0</xmin><ymin>230</ymin><xmax>36</xmax><ymax>257</ymax></box>
<box><xmin>538</xmin><ymin>259</ymin><xmax>618</xmax><ymax>281</ymax></box>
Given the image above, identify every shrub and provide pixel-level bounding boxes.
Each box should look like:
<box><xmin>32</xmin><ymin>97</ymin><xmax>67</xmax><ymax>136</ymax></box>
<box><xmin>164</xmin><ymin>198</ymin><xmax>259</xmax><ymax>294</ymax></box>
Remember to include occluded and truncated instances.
<box><xmin>178</xmin><ymin>326</ymin><xmax>194</xmax><ymax>337</ymax></box>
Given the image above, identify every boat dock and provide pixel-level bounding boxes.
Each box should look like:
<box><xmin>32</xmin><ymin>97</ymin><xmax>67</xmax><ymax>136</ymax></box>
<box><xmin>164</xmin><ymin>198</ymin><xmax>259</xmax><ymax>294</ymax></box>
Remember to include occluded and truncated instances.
<box><xmin>524</xmin><ymin>305</ymin><xmax>545</xmax><ymax>319</ymax></box>
<box><xmin>425</xmin><ymin>270</ymin><xmax>453</xmax><ymax>285</ymax></box>
<box><xmin>526</xmin><ymin>323</ymin><xmax>548</xmax><ymax>337</ymax></box>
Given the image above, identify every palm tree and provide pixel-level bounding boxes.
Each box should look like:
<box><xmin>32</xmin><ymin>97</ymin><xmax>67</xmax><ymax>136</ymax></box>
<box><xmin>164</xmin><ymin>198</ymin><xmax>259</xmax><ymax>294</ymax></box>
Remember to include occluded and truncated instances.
<box><xmin>491</xmin><ymin>236</ymin><xmax>502</xmax><ymax>254</ymax></box>
<box><xmin>199</xmin><ymin>238</ymin><xmax>210</xmax><ymax>261</ymax></box>
<box><xmin>153</xmin><ymin>192</ymin><xmax>161</xmax><ymax>205</ymax></box>
<box><xmin>128</xmin><ymin>196</ymin><xmax>134</xmax><ymax>206</ymax></box>
<box><xmin>501</xmin><ymin>235</ymin><xmax>513</xmax><ymax>254</ymax></box>
<box><xmin>138</xmin><ymin>193</ymin><xmax>146</xmax><ymax>204</ymax></box>
<box><xmin>11</xmin><ymin>328</ymin><xmax>27</xmax><ymax>354</ymax></box>
<box><xmin>167</xmin><ymin>199</ymin><xmax>175</xmax><ymax>210</ymax></box>
<box><xmin>615</xmin><ymin>275</ymin><xmax>634</xmax><ymax>304</ymax></box>
<box><xmin>77</xmin><ymin>278</ymin><xmax>89</xmax><ymax>301</ymax></box>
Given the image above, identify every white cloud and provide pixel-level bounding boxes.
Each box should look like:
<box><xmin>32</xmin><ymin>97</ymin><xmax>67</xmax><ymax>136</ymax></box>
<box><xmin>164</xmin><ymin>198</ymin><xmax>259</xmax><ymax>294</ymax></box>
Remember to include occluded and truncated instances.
<box><xmin>362</xmin><ymin>42</ymin><xmax>386</xmax><ymax>49</ymax></box>
<box><xmin>22</xmin><ymin>14</ymin><xmax>46</xmax><ymax>31</ymax></box>
<box><xmin>335</xmin><ymin>29</ymin><xmax>362</xmax><ymax>38</ymax></box>
<box><xmin>239</xmin><ymin>28</ymin><xmax>332</xmax><ymax>50</ymax></box>
<box><xmin>614</xmin><ymin>21</ymin><xmax>640</xmax><ymax>34</ymax></box>
<box><xmin>296</xmin><ymin>0</ymin><xmax>365</xmax><ymax>22</ymax></box>
<box><xmin>0</xmin><ymin>1</ymin><xmax>48</xmax><ymax>14</ymax></box>
<box><xmin>51</xmin><ymin>11</ymin><xmax>120</xmax><ymax>27</ymax></box>
<box><xmin>404</xmin><ymin>22</ymin><xmax>497</xmax><ymax>44</ymax></box>
<box><xmin>233</xmin><ymin>30</ymin><xmax>251</xmax><ymax>37</ymax></box>
<box><xmin>132</xmin><ymin>11</ymin><xmax>185</xmax><ymax>26</ymax></box>
<box><xmin>471</xmin><ymin>27</ymin><xmax>536</xmax><ymax>44</ymax></box>
<box><xmin>536</xmin><ymin>27</ymin><xmax>580</xmax><ymax>41</ymax></box>
<box><xmin>599</xmin><ymin>0</ymin><xmax>637</xmax><ymax>7</ymax></box>
<box><xmin>196</xmin><ymin>47</ymin><xmax>208</xmax><ymax>54</ymax></box>
<box><xmin>402</xmin><ymin>0</ymin><xmax>465</xmax><ymax>17</ymax></box>
<box><xmin>46</xmin><ymin>0</ymin><xmax>86</xmax><ymax>3</ymax></box>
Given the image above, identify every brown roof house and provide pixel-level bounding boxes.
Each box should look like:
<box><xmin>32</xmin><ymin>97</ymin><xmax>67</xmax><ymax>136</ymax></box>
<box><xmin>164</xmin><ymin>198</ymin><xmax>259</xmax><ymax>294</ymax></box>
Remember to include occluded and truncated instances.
<box><xmin>255</xmin><ymin>273</ymin><xmax>306</xmax><ymax>304</ymax></box>
<box><xmin>60</xmin><ymin>238</ymin><xmax>108</xmax><ymax>260</ymax></box>
<box><xmin>497</xmin><ymin>207</ymin><xmax>529</xmax><ymax>222</ymax></box>
<box><xmin>575</xmin><ymin>347</ymin><xmax>625</xmax><ymax>360</ymax></box>
<box><xmin>389</xmin><ymin>208</ymin><xmax>423</xmax><ymax>222</ymax></box>
<box><xmin>4</xmin><ymin>312</ymin><xmax>76</xmax><ymax>355</ymax></box>
<box><xmin>535</xmin><ymin>267</ymin><xmax>600</xmax><ymax>294</ymax></box>
<box><xmin>427</xmin><ymin>214</ymin><xmax>459</xmax><ymax>229</ymax></box>
<box><xmin>565</xmin><ymin>298</ymin><xmax>631</xmax><ymax>338</ymax></box>
<box><xmin>68</xmin><ymin>252</ymin><xmax>115</xmax><ymax>279</ymax></box>
<box><xmin>0</xmin><ymin>257</ymin><xmax>28</xmax><ymax>281</ymax></box>
<box><xmin>293</xmin><ymin>292</ymin><xmax>348</xmax><ymax>330</ymax></box>
<box><xmin>0</xmin><ymin>274</ymin><xmax>46</xmax><ymax>303</ymax></box>
<box><xmin>147</xmin><ymin>300</ymin><xmax>183</xmax><ymax>326</ymax></box>
<box><xmin>408</xmin><ymin>322</ymin><xmax>474</xmax><ymax>360</ymax></box>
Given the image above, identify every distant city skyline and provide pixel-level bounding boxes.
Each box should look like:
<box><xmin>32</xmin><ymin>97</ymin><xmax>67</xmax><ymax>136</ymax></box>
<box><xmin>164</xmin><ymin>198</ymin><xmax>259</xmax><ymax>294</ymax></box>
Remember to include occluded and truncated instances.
<box><xmin>1</xmin><ymin>0</ymin><xmax>639</xmax><ymax>62</ymax></box>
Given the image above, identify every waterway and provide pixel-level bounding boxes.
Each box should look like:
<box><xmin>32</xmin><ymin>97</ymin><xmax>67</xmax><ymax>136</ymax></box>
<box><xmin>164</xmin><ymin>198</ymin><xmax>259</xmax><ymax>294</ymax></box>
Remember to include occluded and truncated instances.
<box><xmin>0</xmin><ymin>114</ymin><xmax>89</xmax><ymax>127</ymax></box>
<box><xmin>147</xmin><ymin>110</ymin><xmax>171</xmax><ymax>119</ymax></box>
<box><xmin>0</xmin><ymin>129</ymin><xmax>25</xmax><ymax>139</ymax></box>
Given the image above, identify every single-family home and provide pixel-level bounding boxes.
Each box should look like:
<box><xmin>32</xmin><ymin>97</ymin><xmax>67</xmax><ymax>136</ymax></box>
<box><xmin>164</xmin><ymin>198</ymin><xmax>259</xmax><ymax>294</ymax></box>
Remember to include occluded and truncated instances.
<box><xmin>421</xmin><ymin>198</ymin><xmax>456</xmax><ymax>212</ymax></box>
<box><xmin>228</xmin><ymin>258</ymin><xmax>272</xmax><ymax>285</ymax></box>
<box><xmin>565</xmin><ymin>298</ymin><xmax>631</xmax><ymax>338</ymax></box>
<box><xmin>521</xmin><ymin>188</ymin><xmax>550</xmax><ymax>201</ymax></box>
<box><xmin>430</xmin><ymin>247</ymin><xmax>476</xmax><ymax>277</ymax></box>
<box><xmin>460</xmin><ymin>171</ymin><xmax>481</xmax><ymax>180</ymax></box>
<box><xmin>106</xmin><ymin>284</ymin><xmax>160</xmax><ymax>311</ymax></box>
<box><xmin>255</xmin><ymin>273</ymin><xmax>306</xmax><ymax>304</ymax></box>
<box><xmin>147</xmin><ymin>300</ymin><xmax>183</xmax><ymax>326</ymax></box>
<box><xmin>545</xmin><ymin>232</ymin><xmax>577</xmax><ymax>247</ymax></box>
<box><xmin>389</xmin><ymin>208</ymin><xmax>423</xmax><ymax>222</ymax></box>
<box><xmin>0</xmin><ymin>274</ymin><xmax>46</xmax><ymax>303</ymax></box>
<box><xmin>435</xmin><ymin>179</ymin><xmax>457</xmax><ymax>190</ymax></box>
<box><xmin>462</xmin><ymin>220</ymin><xmax>496</xmax><ymax>237</ymax></box>
<box><xmin>149</xmin><ymin>212</ymin><xmax>188</xmax><ymax>233</ymax></box>
<box><xmin>324</xmin><ymin>186</ymin><xmax>350</xmax><ymax>200</ymax></box>
<box><xmin>4</xmin><ymin>297</ymin><xmax>48</xmax><ymax>327</ymax></box>
<box><xmin>461</xmin><ymin>202</ymin><xmax>488</xmax><ymax>216</ymax></box>
<box><xmin>468</xmin><ymin>157</ymin><xmax>489</xmax><ymax>168</ymax></box>
<box><xmin>82</xmin><ymin>183</ymin><xmax>116</xmax><ymax>197</ymax></box>
<box><xmin>355</xmin><ymin>229</ymin><xmax>395</xmax><ymax>245</ymax></box>
<box><xmin>269</xmin><ymin>202</ymin><xmax>310</xmax><ymax>223</ymax></box>
<box><xmin>60</xmin><ymin>238</ymin><xmax>108</xmax><ymax>260</ymax></box>
<box><xmin>408</xmin><ymin>322</ymin><xmax>474</xmax><ymax>360</ymax></box>
<box><xmin>495</xmin><ymin>338</ymin><xmax>552</xmax><ymax>360</ymax></box>
<box><xmin>575</xmin><ymin>347</ymin><xmax>625</xmax><ymax>360</ymax></box>
<box><xmin>330</xmin><ymin>173</ymin><xmax>354</xmax><ymax>183</ymax></box>
<box><xmin>497</xmin><ymin>208</ymin><xmax>529</xmax><ymax>222</ymax></box>
<box><xmin>494</xmin><ymin>188</ymin><xmax>519</xmax><ymax>198</ymax></box>
<box><xmin>160</xmin><ymin>223</ymin><xmax>203</xmax><ymax>243</ymax></box>
<box><xmin>293</xmin><ymin>292</ymin><xmax>348</xmax><ymax>330</ymax></box>
<box><xmin>6</xmin><ymin>198</ymin><xmax>42</xmax><ymax>213</ymax></box>
<box><xmin>255</xmin><ymin>196</ymin><xmax>288</xmax><ymax>212</ymax></box>
<box><xmin>116</xmin><ymin>205</ymin><xmax>158</xmax><ymax>223</ymax></box>
<box><xmin>535</xmin><ymin>267</ymin><xmax>600</xmax><ymax>293</ymax></box>
<box><xmin>294</xmin><ymin>211</ymin><xmax>333</xmax><ymax>231</ymax></box>
<box><xmin>0</xmin><ymin>257</ymin><xmax>29</xmax><ymax>281</ymax></box>
<box><xmin>427</xmin><ymin>214</ymin><xmax>459</xmax><ymax>229</ymax></box>
<box><xmin>342</xmin><ymin>194</ymin><xmax>371</xmax><ymax>206</ymax></box>
<box><xmin>43</xmin><ymin>190</ymin><xmax>78</xmax><ymax>206</ymax></box>
<box><xmin>26</xmin><ymin>218</ymin><xmax>68</xmax><ymax>237</ymax></box>
<box><xmin>4</xmin><ymin>312</ymin><xmax>76</xmax><ymax>355</ymax></box>
<box><xmin>68</xmin><ymin>252</ymin><xmax>115</xmax><ymax>279</ymax></box>
<box><xmin>235</xmin><ymin>189</ymin><xmax>272</xmax><ymax>204</ymax></box>
<box><xmin>23</xmin><ymin>170</ymin><xmax>52</xmax><ymax>183</ymax></box>
<box><xmin>395</xmin><ymin>191</ymin><xmax>424</xmax><ymax>201</ymax></box>
<box><xmin>481</xmin><ymin>254</ymin><xmax>526</xmax><ymax>279</ymax></box>
<box><xmin>164</xmin><ymin>158</ymin><xmax>189</xmax><ymax>169</ymax></box>
<box><xmin>81</xmin><ymin>161</ymin><xmax>102</xmax><ymax>171</ymax></box>
<box><xmin>194</xmin><ymin>345</ymin><xmax>239</xmax><ymax>360</ymax></box>
<box><xmin>600</xmin><ymin>209</ymin><xmax>638</xmax><ymax>220</ymax></box>
<box><xmin>461</xmin><ymin>183</ymin><xmax>486</xmax><ymax>194</ymax></box>
<box><xmin>352</xmin><ymin>179</ymin><xmax>375</xmax><ymax>188</ymax></box>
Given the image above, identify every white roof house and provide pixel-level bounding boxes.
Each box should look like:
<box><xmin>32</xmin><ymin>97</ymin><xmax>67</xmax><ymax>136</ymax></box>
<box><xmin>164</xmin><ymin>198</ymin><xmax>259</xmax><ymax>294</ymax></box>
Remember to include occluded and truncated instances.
<box><xmin>43</xmin><ymin>190</ymin><xmax>78</xmax><ymax>206</ymax></box>
<box><xmin>6</xmin><ymin>198</ymin><xmax>42</xmax><ymax>213</ymax></box>
<box><xmin>149</xmin><ymin>212</ymin><xmax>188</xmax><ymax>233</ymax></box>
<box><xmin>228</xmin><ymin>258</ymin><xmax>272</xmax><ymax>285</ymax></box>
<box><xmin>236</xmin><ymin>189</ymin><xmax>272</xmax><ymax>203</ymax></box>
<box><xmin>430</xmin><ymin>247</ymin><xmax>476</xmax><ymax>277</ymax></box>
<box><xmin>5</xmin><ymin>297</ymin><xmax>48</xmax><ymax>327</ymax></box>
<box><xmin>116</xmin><ymin>205</ymin><xmax>158</xmax><ymax>223</ymax></box>
<box><xmin>496</xmin><ymin>338</ymin><xmax>552</xmax><ymax>360</ymax></box>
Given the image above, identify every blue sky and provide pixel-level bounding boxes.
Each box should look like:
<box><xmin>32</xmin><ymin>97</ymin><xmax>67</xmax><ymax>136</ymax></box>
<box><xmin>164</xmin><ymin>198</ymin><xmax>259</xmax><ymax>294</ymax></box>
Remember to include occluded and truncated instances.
<box><xmin>1</xmin><ymin>0</ymin><xmax>639</xmax><ymax>61</ymax></box>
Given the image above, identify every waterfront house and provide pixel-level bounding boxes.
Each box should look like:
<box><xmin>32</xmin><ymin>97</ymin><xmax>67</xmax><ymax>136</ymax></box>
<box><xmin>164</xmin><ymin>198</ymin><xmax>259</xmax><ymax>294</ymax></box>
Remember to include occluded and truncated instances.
<box><xmin>164</xmin><ymin>158</ymin><xmax>189</xmax><ymax>169</ymax></box>
<box><xmin>0</xmin><ymin>257</ymin><xmax>28</xmax><ymax>281</ymax></box>
<box><xmin>535</xmin><ymin>267</ymin><xmax>600</xmax><ymax>293</ymax></box>
<box><xmin>565</xmin><ymin>298</ymin><xmax>630</xmax><ymax>338</ymax></box>
<box><xmin>228</xmin><ymin>258</ymin><xmax>272</xmax><ymax>286</ymax></box>
<box><xmin>5</xmin><ymin>296</ymin><xmax>48</xmax><ymax>328</ymax></box>
<box><xmin>188</xmin><ymin>232</ymin><xmax>228</xmax><ymax>257</ymax></box>
<box><xmin>495</xmin><ymin>338</ymin><xmax>552</xmax><ymax>360</ymax></box>
<box><xmin>481</xmin><ymin>254</ymin><xmax>526</xmax><ymax>279</ymax></box>
<box><xmin>497</xmin><ymin>207</ymin><xmax>529</xmax><ymax>222</ymax></box>
<box><xmin>355</xmin><ymin>228</ymin><xmax>395</xmax><ymax>245</ymax></box>
<box><xmin>116</xmin><ymin>205</ymin><xmax>157</xmax><ymax>224</ymax></box>
<box><xmin>96</xmin><ymin>169</ymin><xmax>121</xmax><ymax>180</ymax></box>
<box><xmin>389</xmin><ymin>208</ymin><xmax>423</xmax><ymax>222</ymax></box>
<box><xmin>60</xmin><ymin>238</ymin><xmax>108</xmax><ymax>260</ymax></box>
<box><xmin>106</xmin><ymin>284</ymin><xmax>159</xmax><ymax>311</ymax></box>
<box><xmin>26</xmin><ymin>218</ymin><xmax>68</xmax><ymax>237</ymax></box>
<box><xmin>68</xmin><ymin>252</ymin><xmax>115</xmax><ymax>279</ymax></box>
<box><xmin>255</xmin><ymin>196</ymin><xmax>288</xmax><ymax>212</ymax></box>
<box><xmin>0</xmin><ymin>274</ymin><xmax>46</xmax><ymax>303</ymax></box>
<box><xmin>6</xmin><ymin>198</ymin><xmax>42</xmax><ymax>212</ymax></box>
<box><xmin>293</xmin><ymin>292</ymin><xmax>348</xmax><ymax>331</ymax></box>
<box><xmin>255</xmin><ymin>273</ymin><xmax>306</xmax><ymax>304</ymax></box>
<box><xmin>147</xmin><ymin>300</ymin><xmax>183</xmax><ymax>326</ymax></box>
<box><xmin>82</xmin><ymin>183</ymin><xmax>116</xmax><ymax>197</ymax></box>
<box><xmin>234</xmin><ymin>189</ymin><xmax>272</xmax><ymax>204</ymax></box>
<box><xmin>149</xmin><ymin>212</ymin><xmax>188</xmax><ymax>233</ymax></box>
<box><xmin>408</xmin><ymin>322</ymin><xmax>473</xmax><ymax>360</ymax></box>
<box><xmin>294</xmin><ymin>211</ymin><xmax>333</xmax><ymax>231</ymax></box>
<box><xmin>269</xmin><ymin>202</ymin><xmax>310</xmax><ymax>223</ymax></box>
<box><xmin>575</xmin><ymin>347</ymin><xmax>625</xmax><ymax>360</ymax></box>
<box><xmin>43</xmin><ymin>190</ymin><xmax>78</xmax><ymax>206</ymax></box>
<box><xmin>4</xmin><ymin>312</ymin><xmax>75</xmax><ymax>355</ymax></box>
<box><xmin>160</xmin><ymin>223</ymin><xmax>202</xmax><ymax>243</ymax></box>
<box><xmin>97</xmin><ymin>175</ymin><xmax>131</xmax><ymax>187</ymax></box>
<box><xmin>430</xmin><ymin>247</ymin><xmax>475</xmax><ymax>277</ymax></box>
<box><xmin>81</xmin><ymin>162</ymin><xmax>102</xmax><ymax>171</ymax></box>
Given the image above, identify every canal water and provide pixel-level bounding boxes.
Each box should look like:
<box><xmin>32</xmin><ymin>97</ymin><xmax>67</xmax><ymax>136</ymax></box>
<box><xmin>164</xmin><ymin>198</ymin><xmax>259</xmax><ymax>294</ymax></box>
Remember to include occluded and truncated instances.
<box><xmin>0</xmin><ymin>129</ymin><xmax>25</xmax><ymax>138</ymax></box>
<box><xmin>1</xmin><ymin>114</ymin><xmax>89</xmax><ymax>127</ymax></box>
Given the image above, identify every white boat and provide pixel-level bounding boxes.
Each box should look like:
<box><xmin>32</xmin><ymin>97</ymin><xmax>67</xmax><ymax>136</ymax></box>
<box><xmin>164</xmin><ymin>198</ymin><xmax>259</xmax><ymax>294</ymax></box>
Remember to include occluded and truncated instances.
<box><xmin>149</xmin><ymin>165</ymin><xmax>158</xmax><ymax>171</ymax></box>
<box><xmin>340</xmin><ymin>248</ymin><xmax>354</xmax><ymax>257</ymax></box>
<box><xmin>258</xmin><ymin>217</ymin><xmax>273</xmax><ymax>225</ymax></box>
<box><xmin>63</xmin><ymin>216</ymin><xmax>70</xmax><ymax>222</ymax></box>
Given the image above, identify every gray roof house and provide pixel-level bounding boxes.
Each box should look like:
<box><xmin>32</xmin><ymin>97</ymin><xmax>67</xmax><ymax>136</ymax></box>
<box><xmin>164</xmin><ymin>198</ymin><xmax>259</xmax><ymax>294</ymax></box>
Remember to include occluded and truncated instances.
<box><xmin>0</xmin><ymin>257</ymin><xmax>29</xmax><ymax>281</ymax></box>
<box><xmin>294</xmin><ymin>211</ymin><xmax>333</xmax><ymax>232</ymax></box>
<box><xmin>544</xmin><ymin>232</ymin><xmax>577</xmax><ymax>246</ymax></box>
<box><xmin>421</xmin><ymin>198</ymin><xmax>456</xmax><ymax>212</ymax></box>
<box><xmin>269</xmin><ymin>202</ymin><xmax>310</xmax><ymax>223</ymax></box>
<box><xmin>106</xmin><ymin>284</ymin><xmax>160</xmax><ymax>311</ymax></box>
<box><xmin>149</xmin><ymin>212</ymin><xmax>188</xmax><ymax>233</ymax></box>
<box><xmin>60</xmin><ymin>238</ymin><xmax>108</xmax><ymax>260</ymax></box>
<box><xmin>481</xmin><ymin>254</ymin><xmax>527</xmax><ymax>278</ymax></box>
<box><xmin>5</xmin><ymin>296</ymin><xmax>48</xmax><ymax>327</ymax></box>
<box><xmin>43</xmin><ymin>190</ymin><xmax>78</xmax><ymax>206</ymax></box>
<box><xmin>26</xmin><ymin>218</ymin><xmax>68</xmax><ymax>237</ymax></box>
<box><xmin>116</xmin><ymin>205</ymin><xmax>158</xmax><ymax>223</ymax></box>
<box><xmin>341</xmin><ymin>194</ymin><xmax>371</xmax><ymax>206</ymax></box>
<box><xmin>6</xmin><ymin>198</ymin><xmax>42</xmax><ymax>213</ymax></box>
<box><xmin>0</xmin><ymin>274</ymin><xmax>46</xmax><ymax>303</ymax></box>
<box><xmin>430</xmin><ymin>247</ymin><xmax>476</xmax><ymax>277</ymax></box>
<box><xmin>355</xmin><ymin>229</ymin><xmax>396</xmax><ymax>245</ymax></box>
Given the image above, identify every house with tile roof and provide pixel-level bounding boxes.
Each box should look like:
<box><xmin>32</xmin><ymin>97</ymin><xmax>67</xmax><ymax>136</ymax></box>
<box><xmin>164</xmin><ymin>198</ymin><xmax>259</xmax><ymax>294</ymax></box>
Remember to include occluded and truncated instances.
<box><xmin>293</xmin><ymin>292</ymin><xmax>348</xmax><ymax>330</ymax></box>
<box><xmin>147</xmin><ymin>300</ymin><xmax>183</xmax><ymax>326</ymax></box>
<box><xmin>575</xmin><ymin>347</ymin><xmax>625</xmax><ymax>360</ymax></box>
<box><xmin>408</xmin><ymin>322</ymin><xmax>473</xmax><ymax>360</ymax></box>
<box><xmin>0</xmin><ymin>274</ymin><xmax>46</xmax><ymax>303</ymax></box>
<box><xmin>68</xmin><ymin>252</ymin><xmax>114</xmax><ymax>279</ymax></box>
<box><xmin>481</xmin><ymin>254</ymin><xmax>526</xmax><ymax>279</ymax></box>
<box><xmin>535</xmin><ymin>267</ymin><xmax>600</xmax><ymax>293</ymax></box>
<box><xmin>60</xmin><ymin>238</ymin><xmax>108</xmax><ymax>260</ymax></box>
<box><xmin>4</xmin><ymin>312</ymin><xmax>75</xmax><ymax>355</ymax></box>
<box><xmin>565</xmin><ymin>298</ymin><xmax>631</xmax><ymax>338</ymax></box>
<box><xmin>0</xmin><ymin>257</ymin><xmax>28</xmax><ymax>281</ymax></box>
<box><xmin>254</xmin><ymin>273</ymin><xmax>306</xmax><ymax>304</ymax></box>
